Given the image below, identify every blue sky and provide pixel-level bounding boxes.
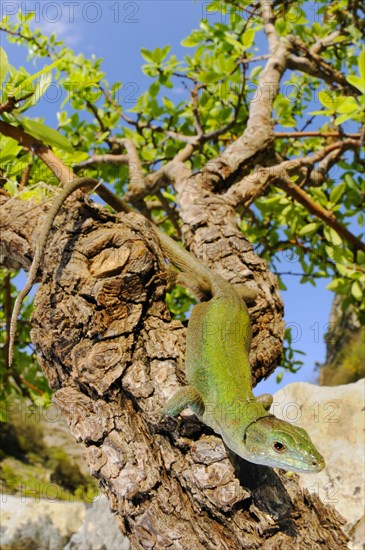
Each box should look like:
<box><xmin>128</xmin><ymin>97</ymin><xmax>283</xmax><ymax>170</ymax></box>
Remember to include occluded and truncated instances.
<box><xmin>2</xmin><ymin>1</ymin><xmax>340</xmax><ymax>394</ymax></box>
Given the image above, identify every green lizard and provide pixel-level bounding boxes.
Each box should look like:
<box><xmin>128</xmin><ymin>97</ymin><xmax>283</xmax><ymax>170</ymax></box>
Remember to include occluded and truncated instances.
<box><xmin>9</xmin><ymin>177</ymin><xmax>325</xmax><ymax>473</ymax></box>
<box><xmin>158</xmin><ymin>230</ymin><xmax>325</xmax><ymax>473</ymax></box>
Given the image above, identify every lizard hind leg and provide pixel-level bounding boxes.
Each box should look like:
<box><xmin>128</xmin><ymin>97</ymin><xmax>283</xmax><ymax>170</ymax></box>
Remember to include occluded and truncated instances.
<box><xmin>175</xmin><ymin>272</ymin><xmax>210</xmax><ymax>301</ymax></box>
<box><xmin>233</xmin><ymin>286</ymin><xmax>257</xmax><ymax>305</ymax></box>
<box><xmin>255</xmin><ymin>393</ymin><xmax>273</xmax><ymax>411</ymax></box>
<box><xmin>164</xmin><ymin>269</ymin><xmax>209</xmax><ymax>301</ymax></box>
<box><xmin>163</xmin><ymin>386</ymin><xmax>205</xmax><ymax>418</ymax></box>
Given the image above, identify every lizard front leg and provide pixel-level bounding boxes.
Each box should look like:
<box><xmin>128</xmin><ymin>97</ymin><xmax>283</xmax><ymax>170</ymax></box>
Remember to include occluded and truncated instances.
<box><xmin>164</xmin><ymin>386</ymin><xmax>205</xmax><ymax>417</ymax></box>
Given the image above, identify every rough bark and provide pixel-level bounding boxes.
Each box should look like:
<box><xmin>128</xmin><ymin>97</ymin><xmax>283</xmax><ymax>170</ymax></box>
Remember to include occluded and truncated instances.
<box><xmin>0</xmin><ymin>193</ymin><xmax>348</xmax><ymax>548</ymax></box>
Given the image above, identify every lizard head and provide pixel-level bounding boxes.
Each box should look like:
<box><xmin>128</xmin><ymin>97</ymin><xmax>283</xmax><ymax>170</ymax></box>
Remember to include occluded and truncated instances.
<box><xmin>240</xmin><ymin>415</ymin><xmax>325</xmax><ymax>473</ymax></box>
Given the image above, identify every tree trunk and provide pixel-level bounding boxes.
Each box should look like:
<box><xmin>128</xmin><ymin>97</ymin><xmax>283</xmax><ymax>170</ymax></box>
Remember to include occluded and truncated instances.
<box><xmin>0</xmin><ymin>193</ymin><xmax>348</xmax><ymax>548</ymax></box>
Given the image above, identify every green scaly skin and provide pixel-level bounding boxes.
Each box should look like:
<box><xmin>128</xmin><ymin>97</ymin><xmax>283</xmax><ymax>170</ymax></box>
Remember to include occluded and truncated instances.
<box><xmin>163</xmin><ymin>250</ymin><xmax>325</xmax><ymax>473</ymax></box>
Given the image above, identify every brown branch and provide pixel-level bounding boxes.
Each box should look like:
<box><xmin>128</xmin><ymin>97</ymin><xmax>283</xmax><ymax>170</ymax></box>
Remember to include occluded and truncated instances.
<box><xmin>126</xmin><ymin>143</ymin><xmax>194</xmax><ymax>203</ymax></box>
<box><xmin>275</xmin><ymin>132</ymin><xmax>361</xmax><ymax>139</ymax></box>
<box><xmin>0</xmin><ymin>97</ymin><xmax>19</xmax><ymax>114</ymax></box>
<box><xmin>225</xmin><ymin>138</ymin><xmax>357</xmax><ymax>207</ymax></box>
<box><xmin>99</xmin><ymin>85</ymin><xmax>120</xmax><ymax>110</ymax></box>
<box><xmin>203</xmin><ymin>70</ymin><xmax>248</xmax><ymax>142</ymax></box>
<box><xmin>0</xmin><ymin>25</ymin><xmax>50</xmax><ymax>55</ymax></box>
<box><xmin>225</xmin><ymin>138</ymin><xmax>364</xmax><ymax>252</ymax></box>
<box><xmin>19</xmin><ymin>161</ymin><xmax>33</xmax><ymax>191</ymax></box>
<box><xmin>202</xmin><ymin>1</ymin><xmax>288</xmax><ymax>181</ymax></box>
<box><xmin>283</xmin><ymin>139</ymin><xmax>360</xmax><ymax>171</ymax></box>
<box><xmin>0</xmin><ymin>119</ymin><xmax>191</xmax><ymax>219</ymax></box>
<box><xmin>74</xmin><ymin>153</ymin><xmax>129</xmax><ymax>169</ymax></box>
<box><xmin>0</xmin><ymin>120</ymin><xmax>128</xmax><ymax>213</ymax></box>
<box><xmin>191</xmin><ymin>84</ymin><xmax>204</xmax><ymax>137</ymax></box>
<box><xmin>0</xmin><ymin>120</ymin><xmax>73</xmax><ymax>184</ymax></box>
<box><xmin>120</xmin><ymin>113</ymin><xmax>198</xmax><ymax>145</ymax></box>
<box><xmin>287</xmin><ymin>36</ymin><xmax>360</xmax><ymax>95</ymax></box>
<box><xmin>278</xmin><ymin>176</ymin><xmax>365</xmax><ymax>252</ymax></box>
<box><xmin>3</xmin><ymin>273</ymin><xmax>11</xmax><ymax>370</ymax></box>
<box><xmin>239</xmin><ymin>54</ymin><xmax>270</xmax><ymax>65</ymax></box>
<box><xmin>120</xmin><ymin>79</ymin><xmax>247</xmax><ymax>150</ymax></box>
<box><xmin>19</xmin><ymin>376</ymin><xmax>44</xmax><ymax>395</ymax></box>
<box><xmin>85</xmin><ymin>99</ymin><xmax>107</xmax><ymax>133</ymax></box>
<box><xmin>1</xmin><ymin>274</ymin><xmax>33</xmax><ymax>398</ymax></box>
<box><xmin>0</xmin><ymin>92</ymin><xmax>37</xmax><ymax>115</ymax></box>
<box><xmin>310</xmin><ymin>31</ymin><xmax>342</xmax><ymax>54</ymax></box>
<box><xmin>120</xmin><ymin>138</ymin><xmax>145</xmax><ymax>195</ymax></box>
<box><xmin>307</xmin><ymin>146</ymin><xmax>347</xmax><ymax>187</ymax></box>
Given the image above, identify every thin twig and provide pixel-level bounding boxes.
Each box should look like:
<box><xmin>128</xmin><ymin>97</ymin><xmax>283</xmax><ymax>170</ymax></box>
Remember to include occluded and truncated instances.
<box><xmin>275</xmin><ymin>132</ymin><xmax>360</xmax><ymax>139</ymax></box>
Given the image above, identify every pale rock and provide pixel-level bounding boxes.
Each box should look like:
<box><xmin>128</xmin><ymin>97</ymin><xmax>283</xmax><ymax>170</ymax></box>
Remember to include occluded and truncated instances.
<box><xmin>348</xmin><ymin>514</ymin><xmax>365</xmax><ymax>550</ymax></box>
<box><xmin>65</xmin><ymin>494</ymin><xmax>130</xmax><ymax>550</ymax></box>
<box><xmin>0</xmin><ymin>495</ymin><xmax>85</xmax><ymax>549</ymax></box>
<box><xmin>0</xmin><ymin>494</ymin><xmax>130</xmax><ymax>550</ymax></box>
<box><xmin>272</xmin><ymin>379</ymin><xmax>365</xmax><ymax>543</ymax></box>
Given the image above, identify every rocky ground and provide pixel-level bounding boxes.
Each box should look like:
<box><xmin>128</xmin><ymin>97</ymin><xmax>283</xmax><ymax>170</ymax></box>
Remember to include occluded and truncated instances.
<box><xmin>1</xmin><ymin>381</ymin><xmax>364</xmax><ymax>549</ymax></box>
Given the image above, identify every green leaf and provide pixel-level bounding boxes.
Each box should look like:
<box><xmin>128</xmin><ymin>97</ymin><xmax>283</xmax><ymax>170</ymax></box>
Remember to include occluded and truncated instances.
<box><xmin>0</xmin><ymin>47</ymin><xmax>9</xmax><ymax>86</ymax></box>
<box><xmin>344</xmin><ymin>173</ymin><xmax>358</xmax><ymax>191</ymax></box>
<box><xmin>357</xmin><ymin>250</ymin><xmax>365</xmax><ymax>266</ymax></box>
<box><xmin>299</xmin><ymin>222</ymin><xmax>321</xmax><ymax>236</ymax></box>
<box><xmin>0</xmin><ymin>137</ymin><xmax>22</xmax><ymax>163</ymax></box>
<box><xmin>250</xmin><ymin>65</ymin><xmax>262</xmax><ymax>79</ymax></box>
<box><xmin>336</xmin><ymin>264</ymin><xmax>354</xmax><ymax>277</ymax></box>
<box><xmin>359</xmin><ymin>50</ymin><xmax>365</xmax><ymax>84</ymax></box>
<box><xmin>242</xmin><ymin>29</ymin><xmax>255</xmax><ymax>49</ymax></box>
<box><xmin>318</xmin><ymin>90</ymin><xmax>338</xmax><ymax>112</ymax></box>
<box><xmin>347</xmin><ymin>75</ymin><xmax>365</xmax><ymax>93</ymax></box>
<box><xmin>181</xmin><ymin>35</ymin><xmax>201</xmax><ymax>48</ymax></box>
<box><xmin>67</xmin><ymin>150</ymin><xmax>89</xmax><ymax>163</ymax></box>
<box><xmin>277</xmin><ymin>278</ymin><xmax>287</xmax><ymax>291</ymax></box>
<box><xmin>330</xmin><ymin>182</ymin><xmax>346</xmax><ymax>205</ymax></box>
<box><xmin>162</xmin><ymin>97</ymin><xmax>174</xmax><ymax>111</ymax></box>
<box><xmin>36</xmin><ymin>71</ymin><xmax>53</xmax><ymax>100</ymax></box>
<box><xmin>335</xmin><ymin>111</ymin><xmax>361</xmax><ymax>125</ymax></box>
<box><xmin>324</xmin><ymin>226</ymin><xmax>342</xmax><ymax>246</ymax></box>
<box><xmin>0</xmin><ymin>405</ymin><xmax>8</xmax><ymax>422</ymax></box>
<box><xmin>336</xmin><ymin>97</ymin><xmax>358</xmax><ymax>113</ymax></box>
<box><xmin>149</xmin><ymin>81</ymin><xmax>160</xmax><ymax>97</ymax></box>
<box><xmin>13</xmin><ymin>58</ymin><xmax>62</xmax><ymax>92</ymax></box>
<box><xmin>225</xmin><ymin>35</ymin><xmax>244</xmax><ymax>53</ymax></box>
<box><xmin>140</xmin><ymin>48</ymin><xmax>155</xmax><ymax>63</ymax></box>
<box><xmin>20</xmin><ymin>71</ymin><xmax>53</xmax><ymax>112</ymax></box>
<box><xmin>20</xmin><ymin>118</ymin><xmax>74</xmax><ymax>152</ymax></box>
<box><xmin>140</xmin><ymin>46</ymin><xmax>170</xmax><ymax>64</ymax></box>
<box><xmin>310</xmin><ymin>187</ymin><xmax>328</xmax><ymax>205</ymax></box>
<box><xmin>309</xmin><ymin>110</ymin><xmax>332</xmax><ymax>116</ymax></box>
<box><xmin>199</xmin><ymin>71</ymin><xmax>222</xmax><ymax>83</ymax></box>
<box><xmin>351</xmin><ymin>280</ymin><xmax>363</xmax><ymax>301</ymax></box>
<box><xmin>326</xmin><ymin>278</ymin><xmax>342</xmax><ymax>291</ymax></box>
<box><xmin>153</xmin><ymin>45</ymin><xmax>170</xmax><ymax>63</ymax></box>
<box><xmin>275</xmin><ymin>18</ymin><xmax>287</xmax><ymax>35</ymax></box>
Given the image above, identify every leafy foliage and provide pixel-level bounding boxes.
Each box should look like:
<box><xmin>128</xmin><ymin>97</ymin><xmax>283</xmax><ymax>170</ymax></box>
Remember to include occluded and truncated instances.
<box><xmin>0</xmin><ymin>1</ymin><xmax>364</xmax><ymax>400</ymax></box>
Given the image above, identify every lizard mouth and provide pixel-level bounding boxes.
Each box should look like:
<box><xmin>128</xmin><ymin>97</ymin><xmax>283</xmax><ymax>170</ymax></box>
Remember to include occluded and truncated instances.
<box><xmin>281</xmin><ymin>456</ymin><xmax>325</xmax><ymax>473</ymax></box>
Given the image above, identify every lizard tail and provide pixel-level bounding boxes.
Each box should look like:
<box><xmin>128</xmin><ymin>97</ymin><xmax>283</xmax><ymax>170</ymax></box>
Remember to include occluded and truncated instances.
<box><xmin>155</xmin><ymin>229</ymin><xmax>231</xmax><ymax>298</ymax></box>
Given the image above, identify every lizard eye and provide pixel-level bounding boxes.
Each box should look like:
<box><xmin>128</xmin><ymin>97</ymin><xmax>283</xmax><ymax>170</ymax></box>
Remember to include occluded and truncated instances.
<box><xmin>273</xmin><ymin>441</ymin><xmax>286</xmax><ymax>453</ymax></box>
